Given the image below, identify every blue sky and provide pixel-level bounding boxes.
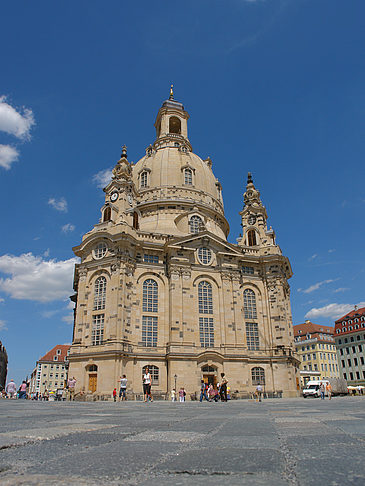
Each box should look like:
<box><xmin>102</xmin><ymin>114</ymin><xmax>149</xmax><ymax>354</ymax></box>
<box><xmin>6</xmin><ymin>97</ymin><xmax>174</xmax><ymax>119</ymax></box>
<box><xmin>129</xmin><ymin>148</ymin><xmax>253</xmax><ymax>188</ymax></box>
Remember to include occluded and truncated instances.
<box><xmin>1</xmin><ymin>0</ymin><xmax>364</xmax><ymax>385</ymax></box>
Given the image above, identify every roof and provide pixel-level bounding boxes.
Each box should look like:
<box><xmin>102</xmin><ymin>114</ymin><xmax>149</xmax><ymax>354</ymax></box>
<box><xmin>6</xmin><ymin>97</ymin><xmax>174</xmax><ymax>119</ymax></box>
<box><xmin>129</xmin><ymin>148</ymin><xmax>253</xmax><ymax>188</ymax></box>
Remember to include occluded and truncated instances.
<box><xmin>38</xmin><ymin>344</ymin><xmax>70</xmax><ymax>364</ymax></box>
<box><xmin>334</xmin><ymin>306</ymin><xmax>365</xmax><ymax>337</ymax></box>
<box><xmin>293</xmin><ymin>321</ymin><xmax>334</xmax><ymax>342</ymax></box>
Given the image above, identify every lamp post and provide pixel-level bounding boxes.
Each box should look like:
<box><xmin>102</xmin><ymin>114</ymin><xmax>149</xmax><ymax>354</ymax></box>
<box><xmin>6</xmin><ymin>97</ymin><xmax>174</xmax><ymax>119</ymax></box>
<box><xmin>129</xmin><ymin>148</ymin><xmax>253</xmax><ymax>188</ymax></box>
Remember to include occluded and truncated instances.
<box><xmin>174</xmin><ymin>374</ymin><xmax>177</xmax><ymax>395</ymax></box>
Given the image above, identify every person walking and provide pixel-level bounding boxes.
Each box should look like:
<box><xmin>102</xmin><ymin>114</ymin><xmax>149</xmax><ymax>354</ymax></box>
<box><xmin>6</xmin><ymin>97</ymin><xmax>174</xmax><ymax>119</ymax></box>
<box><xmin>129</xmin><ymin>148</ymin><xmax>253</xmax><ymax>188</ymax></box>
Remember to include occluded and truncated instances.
<box><xmin>256</xmin><ymin>383</ymin><xmax>263</xmax><ymax>402</ymax></box>
<box><xmin>119</xmin><ymin>374</ymin><xmax>128</xmax><ymax>401</ymax></box>
<box><xmin>220</xmin><ymin>373</ymin><xmax>228</xmax><ymax>402</ymax></box>
<box><xmin>143</xmin><ymin>367</ymin><xmax>153</xmax><ymax>402</ymax></box>
<box><xmin>199</xmin><ymin>380</ymin><xmax>208</xmax><ymax>402</ymax></box>
<box><xmin>67</xmin><ymin>376</ymin><xmax>77</xmax><ymax>401</ymax></box>
<box><xmin>319</xmin><ymin>382</ymin><xmax>325</xmax><ymax>400</ymax></box>
<box><xmin>179</xmin><ymin>387</ymin><xmax>185</xmax><ymax>402</ymax></box>
<box><xmin>19</xmin><ymin>381</ymin><xmax>27</xmax><ymax>399</ymax></box>
<box><xmin>326</xmin><ymin>382</ymin><xmax>332</xmax><ymax>400</ymax></box>
<box><xmin>112</xmin><ymin>388</ymin><xmax>117</xmax><ymax>402</ymax></box>
<box><xmin>6</xmin><ymin>380</ymin><xmax>17</xmax><ymax>399</ymax></box>
<box><xmin>171</xmin><ymin>388</ymin><xmax>176</xmax><ymax>401</ymax></box>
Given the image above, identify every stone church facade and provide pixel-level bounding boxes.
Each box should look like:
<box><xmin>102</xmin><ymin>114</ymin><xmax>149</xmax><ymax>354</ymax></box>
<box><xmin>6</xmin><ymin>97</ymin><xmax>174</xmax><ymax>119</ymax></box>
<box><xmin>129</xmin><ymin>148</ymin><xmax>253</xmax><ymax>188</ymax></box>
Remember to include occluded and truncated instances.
<box><xmin>68</xmin><ymin>91</ymin><xmax>300</xmax><ymax>398</ymax></box>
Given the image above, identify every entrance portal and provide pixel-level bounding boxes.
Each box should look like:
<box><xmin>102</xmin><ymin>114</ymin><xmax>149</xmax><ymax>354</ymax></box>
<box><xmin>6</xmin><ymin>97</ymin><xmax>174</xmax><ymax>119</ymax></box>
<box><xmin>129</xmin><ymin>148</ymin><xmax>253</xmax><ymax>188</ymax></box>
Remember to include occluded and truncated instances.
<box><xmin>88</xmin><ymin>373</ymin><xmax>97</xmax><ymax>393</ymax></box>
<box><xmin>201</xmin><ymin>365</ymin><xmax>218</xmax><ymax>388</ymax></box>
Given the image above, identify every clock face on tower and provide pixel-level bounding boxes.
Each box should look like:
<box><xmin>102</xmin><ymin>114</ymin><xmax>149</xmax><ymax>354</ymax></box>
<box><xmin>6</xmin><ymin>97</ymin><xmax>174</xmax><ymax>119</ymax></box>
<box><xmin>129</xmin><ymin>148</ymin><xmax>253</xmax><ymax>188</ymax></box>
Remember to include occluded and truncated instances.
<box><xmin>110</xmin><ymin>191</ymin><xmax>119</xmax><ymax>202</ymax></box>
<box><xmin>248</xmin><ymin>215</ymin><xmax>256</xmax><ymax>225</ymax></box>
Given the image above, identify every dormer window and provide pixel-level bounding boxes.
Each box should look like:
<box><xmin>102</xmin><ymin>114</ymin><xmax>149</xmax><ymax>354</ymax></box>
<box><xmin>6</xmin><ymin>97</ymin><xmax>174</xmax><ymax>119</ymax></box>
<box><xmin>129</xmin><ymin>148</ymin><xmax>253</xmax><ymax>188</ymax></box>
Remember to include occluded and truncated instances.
<box><xmin>247</xmin><ymin>229</ymin><xmax>257</xmax><ymax>246</ymax></box>
<box><xmin>184</xmin><ymin>168</ymin><xmax>193</xmax><ymax>186</ymax></box>
<box><xmin>190</xmin><ymin>215</ymin><xmax>204</xmax><ymax>234</ymax></box>
<box><xmin>103</xmin><ymin>207</ymin><xmax>111</xmax><ymax>222</ymax></box>
<box><xmin>140</xmin><ymin>171</ymin><xmax>148</xmax><ymax>188</ymax></box>
<box><xmin>169</xmin><ymin>116</ymin><xmax>181</xmax><ymax>134</ymax></box>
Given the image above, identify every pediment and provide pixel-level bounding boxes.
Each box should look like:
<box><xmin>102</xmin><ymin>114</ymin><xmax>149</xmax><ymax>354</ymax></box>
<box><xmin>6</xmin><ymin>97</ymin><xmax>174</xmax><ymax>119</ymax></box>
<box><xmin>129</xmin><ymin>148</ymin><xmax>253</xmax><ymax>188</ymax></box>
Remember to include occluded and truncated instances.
<box><xmin>165</xmin><ymin>231</ymin><xmax>244</xmax><ymax>257</ymax></box>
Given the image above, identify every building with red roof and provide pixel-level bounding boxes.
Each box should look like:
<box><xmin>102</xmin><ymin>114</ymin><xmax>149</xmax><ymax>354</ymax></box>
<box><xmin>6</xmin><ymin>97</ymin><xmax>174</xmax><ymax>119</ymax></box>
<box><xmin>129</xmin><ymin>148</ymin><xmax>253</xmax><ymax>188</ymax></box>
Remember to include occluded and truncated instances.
<box><xmin>334</xmin><ymin>306</ymin><xmax>365</xmax><ymax>386</ymax></box>
<box><xmin>293</xmin><ymin>320</ymin><xmax>340</xmax><ymax>386</ymax></box>
<box><xmin>29</xmin><ymin>344</ymin><xmax>70</xmax><ymax>397</ymax></box>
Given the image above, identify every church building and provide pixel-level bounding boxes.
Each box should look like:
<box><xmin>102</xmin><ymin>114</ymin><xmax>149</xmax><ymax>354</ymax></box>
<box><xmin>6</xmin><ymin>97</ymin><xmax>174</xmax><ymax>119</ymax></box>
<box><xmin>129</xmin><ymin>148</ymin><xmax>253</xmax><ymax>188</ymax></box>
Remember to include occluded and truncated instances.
<box><xmin>68</xmin><ymin>89</ymin><xmax>300</xmax><ymax>399</ymax></box>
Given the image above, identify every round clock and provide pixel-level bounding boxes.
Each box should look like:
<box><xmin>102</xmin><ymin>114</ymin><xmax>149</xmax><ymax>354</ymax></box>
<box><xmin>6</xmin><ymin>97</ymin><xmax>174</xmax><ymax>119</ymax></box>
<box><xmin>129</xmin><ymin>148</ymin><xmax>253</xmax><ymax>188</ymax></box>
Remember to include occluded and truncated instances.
<box><xmin>110</xmin><ymin>191</ymin><xmax>119</xmax><ymax>202</ymax></box>
<box><xmin>248</xmin><ymin>215</ymin><xmax>256</xmax><ymax>225</ymax></box>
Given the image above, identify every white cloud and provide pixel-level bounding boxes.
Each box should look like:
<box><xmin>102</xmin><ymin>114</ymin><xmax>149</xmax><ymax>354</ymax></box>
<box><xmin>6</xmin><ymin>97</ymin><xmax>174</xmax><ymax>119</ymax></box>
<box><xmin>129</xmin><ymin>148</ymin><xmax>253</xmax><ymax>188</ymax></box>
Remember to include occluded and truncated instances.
<box><xmin>43</xmin><ymin>249</ymin><xmax>50</xmax><ymax>258</ymax></box>
<box><xmin>299</xmin><ymin>279</ymin><xmax>337</xmax><ymax>294</ymax></box>
<box><xmin>92</xmin><ymin>168</ymin><xmax>113</xmax><ymax>188</ymax></box>
<box><xmin>334</xmin><ymin>288</ymin><xmax>350</xmax><ymax>293</ymax></box>
<box><xmin>0</xmin><ymin>144</ymin><xmax>19</xmax><ymax>169</ymax></box>
<box><xmin>41</xmin><ymin>309</ymin><xmax>59</xmax><ymax>318</ymax></box>
<box><xmin>308</xmin><ymin>254</ymin><xmax>318</xmax><ymax>262</ymax></box>
<box><xmin>0</xmin><ymin>96</ymin><xmax>35</xmax><ymax>140</ymax></box>
<box><xmin>0</xmin><ymin>297</ymin><xmax>4</xmax><ymax>303</ymax></box>
<box><xmin>61</xmin><ymin>223</ymin><xmax>75</xmax><ymax>233</ymax></box>
<box><xmin>62</xmin><ymin>313</ymin><xmax>74</xmax><ymax>324</ymax></box>
<box><xmin>0</xmin><ymin>319</ymin><xmax>7</xmax><ymax>331</ymax></box>
<box><xmin>0</xmin><ymin>253</ymin><xmax>78</xmax><ymax>302</ymax></box>
<box><xmin>305</xmin><ymin>302</ymin><xmax>365</xmax><ymax>320</ymax></box>
<box><xmin>48</xmin><ymin>197</ymin><xmax>68</xmax><ymax>213</ymax></box>
<box><xmin>328</xmin><ymin>249</ymin><xmax>336</xmax><ymax>253</ymax></box>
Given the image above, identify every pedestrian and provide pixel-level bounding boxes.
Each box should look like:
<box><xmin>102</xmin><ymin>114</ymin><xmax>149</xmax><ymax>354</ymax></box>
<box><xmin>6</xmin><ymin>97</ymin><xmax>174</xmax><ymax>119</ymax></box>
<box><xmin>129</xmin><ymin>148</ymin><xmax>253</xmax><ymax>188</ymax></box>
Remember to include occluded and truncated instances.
<box><xmin>67</xmin><ymin>376</ymin><xmax>77</xmax><ymax>401</ymax></box>
<box><xmin>143</xmin><ymin>367</ymin><xmax>153</xmax><ymax>402</ymax></box>
<box><xmin>326</xmin><ymin>382</ymin><xmax>332</xmax><ymax>400</ymax></box>
<box><xmin>119</xmin><ymin>374</ymin><xmax>128</xmax><ymax>401</ymax></box>
<box><xmin>256</xmin><ymin>383</ymin><xmax>263</xmax><ymax>402</ymax></box>
<box><xmin>199</xmin><ymin>380</ymin><xmax>208</xmax><ymax>402</ymax></box>
<box><xmin>220</xmin><ymin>373</ymin><xmax>228</xmax><ymax>402</ymax></box>
<box><xmin>179</xmin><ymin>387</ymin><xmax>185</xmax><ymax>402</ymax></box>
<box><xmin>171</xmin><ymin>388</ymin><xmax>176</xmax><ymax>401</ymax></box>
<box><xmin>319</xmin><ymin>382</ymin><xmax>325</xmax><ymax>400</ymax></box>
<box><xmin>6</xmin><ymin>380</ymin><xmax>17</xmax><ymax>399</ymax></box>
<box><xmin>112</xmin><ymin>387</ymin><xmax>117</xmax><ymax>402</ymax></box>
<box><xmin>19</xmin><ymin>381</ymin><xmax>27</xmax><ymax>399</ymax></box>
<box><xmin>208</xmin><ymin>384</ymin><xmax>215</xmax><ymax>402</ymax></box>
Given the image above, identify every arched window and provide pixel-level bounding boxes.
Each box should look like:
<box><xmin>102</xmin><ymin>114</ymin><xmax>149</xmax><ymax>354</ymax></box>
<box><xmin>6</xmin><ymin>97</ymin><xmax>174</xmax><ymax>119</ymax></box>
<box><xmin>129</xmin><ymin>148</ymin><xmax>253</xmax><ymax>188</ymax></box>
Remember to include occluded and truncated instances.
<box><xmin>190</xmin><ymin>215</ymin><xmax>203</xmax><ymax>234</ymax></box>
<box><xmin>142</xmin><ymin>365</ymin><xmax>159</xmax><ymax>384</ymax></box>
<box><xmin>244</xmin><ymin>289</ymin><xmax>257</xmax><ymax>319</ymax></box>
<box><xmin>247</xmin><ymin>230</ymin><xmax>257</xmax><ymax>246</ymax></box>
<box><xmin>201</xmin><ymin>365</ymin><xmax>216</xmax><ymax>373</ymax></box>
<box><xmin>140</xmin><ymin>171</ymin><xmax>148</xmax><ymax>188</ymax></box>
<box><xmin>87</xmin><ymin>364</ymin><xmax>98</xmax><ymax>372</ymax></box>
<box><xmin>94</xmin><ymin>276</ymin><xmax>106</xmax><ymax>310</ymax></box>
<box><xmin>184</xmin><ymin>168</ymin><xmax>193</xmax><ymax>185</ymax></box>
<box><xmin>103</xmin><ymin>207</ymin><xmax>111</xmax><ymax>222</ymax></box>
<box><xmin>251</xmin><ymin>367</ymin><xmax>265</xmax><ymax>385</ymax></box>
<box><xmin>143</xmin><ymin>279</ymin><xmax>158</xmax><ymax>312</ymax></box>
<box><xmin>169</xmin><ymin>116</ymin><xmax>181</xmax><ymax>134</ymax></box>
<box><xmin>198</xmin><ymin>281</ymin><xmax>213</xmax><ymax>314</ymax></box>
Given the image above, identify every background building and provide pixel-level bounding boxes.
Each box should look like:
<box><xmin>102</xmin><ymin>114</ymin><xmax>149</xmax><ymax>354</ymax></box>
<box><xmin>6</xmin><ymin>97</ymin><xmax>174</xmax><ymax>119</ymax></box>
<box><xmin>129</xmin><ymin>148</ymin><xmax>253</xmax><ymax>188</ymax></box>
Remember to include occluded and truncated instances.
<box><xmin>0</xmin><ymin>341</ymin><xmax>8</xmax><ymax>390</ymax></box>
<box><xmin>29</xmin><ymin>345</ymin><xmax>70</xmax><ymax>396</ymax></box>
<box><xmin>68</xmin><ymin>92</ymin><xmax>300</xmax><ymax>399</ymax></box>
<box><xmin>293</xmin><ymin>321</ymin><xmax>339</xmax><ymax>386</ymax></box>
<box><xmin>334</xmin><ymin>306</ymin><xmax>365</xmax><ymax>386</ymax></box>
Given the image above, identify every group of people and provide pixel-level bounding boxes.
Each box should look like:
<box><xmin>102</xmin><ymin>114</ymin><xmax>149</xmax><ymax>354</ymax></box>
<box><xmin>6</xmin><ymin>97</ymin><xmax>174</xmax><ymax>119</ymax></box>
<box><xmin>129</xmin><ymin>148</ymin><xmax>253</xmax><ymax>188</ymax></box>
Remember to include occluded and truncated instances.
<box><xmin>319</xmin><ymin>381</ymin><xmax>332</xmax><ymax>400</ymax></box>
<box><xmin>170</xmin><ymin>387</ymin><xmax>186</xmax><ymax>402</ymax></box>
<box><xmin>0</xmin><ymin>379</ymin><xmax>28</xmax><ymax>399</ymax></box>
<box><xmin>0</xmin><ymin>377</ymin><xmax>78</xmax><ymax>401</ymax></box>
<box><xmin>200</xmin><ymin>373</ymin><xmax>229</xmax><ymax>402</ymax></box>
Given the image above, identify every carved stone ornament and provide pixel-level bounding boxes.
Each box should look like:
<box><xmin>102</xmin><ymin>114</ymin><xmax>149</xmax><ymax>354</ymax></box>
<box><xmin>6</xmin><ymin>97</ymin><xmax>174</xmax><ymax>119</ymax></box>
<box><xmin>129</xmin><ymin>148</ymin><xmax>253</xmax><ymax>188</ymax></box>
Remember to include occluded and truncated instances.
<box><xmin>78</xmin><ymin>268</ymin><xmax>88</xmax><ymax>281</ymax></box>
<box><xmin>182</xmin><ymin>270</ymin><xmax>191</xmax><ymax>280</ymax></box>
<box><xmin>112</xmin><ymin>146</ymin><xmax>132</xmax><ymax>181</ymax></box>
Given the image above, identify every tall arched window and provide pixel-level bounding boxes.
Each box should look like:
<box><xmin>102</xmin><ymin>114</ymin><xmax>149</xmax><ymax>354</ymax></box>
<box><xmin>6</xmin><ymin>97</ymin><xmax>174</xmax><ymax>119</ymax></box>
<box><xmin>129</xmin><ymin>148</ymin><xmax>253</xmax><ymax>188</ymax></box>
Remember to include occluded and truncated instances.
<box><xmin>247</xmin><ymin>230</ymin><xmax>257</xmax><ymax>246</ymax></box>
<box><xmin>103</xmin><ymin>207</ymin><xmax>111</xmax><ymax>222</ymax></box>
<box><xmin>169</xmin><ymin>116</ymin><xmax>181</xmax><ymax>134</ymax></box>
<box><xmin>94</xmin><ymin>276</ymin><xmax>106</xmax><ymax>310</ymax></box>
<box><xmin>251</xmin><ymin>367</ymin><xmax>265</xmax><ymax>385</ymax></box>
<box><xmin>142</xmin><ymin>365</ymin><xmax>159</xmax><ymax>384</ymax></box>
<box><xmin>143</xmin><ymin>279</ymin><xmax>158</xmax><ymax>313</ymax></box>
<box><xmin>198</xmin><ymin>281</ymin><xmax>213</xmax><ymax>314</ymax></box>
<box><xmin>184</xmin><ymin>168</ymin><xmax>193</xmax><ymax>185</ymax></box>
<box><xmin>190</xmin><ymin>215</ymin><xmax>203</xmax><ymax>234</ymax></box>
<box><xmin>140</xmin><ymin>171</ymin><xmax>148</xmax><ymax>188</ymax></box>
<box><xmin>244</xmin><ymin>289</ymin><xmax>257</xmax><ymax>319</ymax></box>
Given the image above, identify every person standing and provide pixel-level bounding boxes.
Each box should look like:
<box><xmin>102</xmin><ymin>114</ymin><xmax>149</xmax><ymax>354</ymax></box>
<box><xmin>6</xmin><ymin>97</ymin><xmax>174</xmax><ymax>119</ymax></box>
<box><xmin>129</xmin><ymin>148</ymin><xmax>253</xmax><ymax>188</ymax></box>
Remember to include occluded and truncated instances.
<box><xmin>220</xmin><ymin>373</ymin><xmax>228</xmax><ymax>402</ymax></box>
<box><xmin>179</xmin><ymin>387</ymin><xmax>185</xmax><ymax>402</ymax></box>
<box><xmin>326</xmin><ymin>382</ymin><xmax>332</xmax><ymax>400</ymax></box>
<box><xmin>67</xmin><ymin>376</ymin><xmax>77</xmax><ymax>401</ymax></box>
<box><xmin>6</xmin><ymin>380</ymin><xmax>17</xmax><ymax>399</ymax></box>
<box><xmin>199</xmin><ymin>380</ymin><xmax>208</xmax><ymax>402</ymax></box>
<box><xmin>171</xmin><ymin>388</ymin><xmax>176</xmax><ymax>401</ymax></box>
<box><xmin>119</xmin><ymin>374</ymin><xmax>128</xmax><ymax>401</ymax></box>
<box><xmin>143</xmin><ymin>367</ymin><xmax>153</xmax><ymax>402</ymax></box>
<box><xmin>319</xmin><ymin>382</ymin><xmax>325</xmax><ymax>400</ymax></box>
<box><xmin>256</xmin><ymin>383</ymin><xmax>263</xmax><ymax>402</ymax></box>
<box><xmin>19</xmin><ymin>381</ymin><xmax>27</xmax><ymax>399</ymax></box>
<box><xmin>112</xmin><ymin>387</ymin><xmax>117</xmax><ymax>402</ymax></box>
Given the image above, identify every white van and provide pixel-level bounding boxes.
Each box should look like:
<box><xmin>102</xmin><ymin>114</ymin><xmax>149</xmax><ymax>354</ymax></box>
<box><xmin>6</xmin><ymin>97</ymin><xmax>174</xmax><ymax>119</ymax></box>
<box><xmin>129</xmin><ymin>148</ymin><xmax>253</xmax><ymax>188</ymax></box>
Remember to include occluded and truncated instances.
<box><xmin>302</xmin><ymin>380</ymin><xmax>328</xmax><ymax>398</ymax></box>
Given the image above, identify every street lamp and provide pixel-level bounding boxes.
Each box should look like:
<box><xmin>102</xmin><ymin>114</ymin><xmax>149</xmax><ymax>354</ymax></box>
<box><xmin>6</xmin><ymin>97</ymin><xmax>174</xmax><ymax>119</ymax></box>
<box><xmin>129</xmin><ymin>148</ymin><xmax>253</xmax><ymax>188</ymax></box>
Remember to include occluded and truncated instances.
<box><xmin>174</xmin><ymin>374</ymin><xmax>177</xmax><ymax>394</ymax></box>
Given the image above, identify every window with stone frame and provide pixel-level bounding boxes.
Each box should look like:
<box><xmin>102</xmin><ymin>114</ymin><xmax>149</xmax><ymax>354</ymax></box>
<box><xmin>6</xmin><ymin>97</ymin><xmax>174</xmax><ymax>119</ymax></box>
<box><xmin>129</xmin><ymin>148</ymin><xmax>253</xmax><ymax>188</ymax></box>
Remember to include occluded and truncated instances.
<box><xmin>92</xmin><ymin>314</ymin><xmax>104</xmax><ymax>346</ymax></box>
<box><xmin>140</xmin><ymin>171</ymin><xmax>148</xmax><ymax>188</ymax></box>
<box><xmin>142</xmin><ymin>365</ymin><xmax>159</xmax><ymax>384</ymax></box>
<box><xmin>184</xmin><ymin>168</ymin><xmax>193</xmax><ymax>185</ymax></box>
<box><xmin>142</xmin><ymin>279</ymin><xmax>158</xmax><ymax>313</ymax></box>
<box><xmin>142</xmin><ymin>316</ymin><xmax>158</xmax><ymax>347</ymax></box>
<box><xmin>94</xmin><ymin>276</ymin><xmax>107</xmax><ymax>310</ymax></box>
<box><xmin>243</xmin><ymin>289</ymin><xmax>257</xmax><ymax>319</ymax></box>
<box><xmin>247</xmin><ymin>229</ymin><xmax>257</xmax><ymax>246</ymax></box>
<box><xmin>189</xmin><ymin>215</ymin><xmax>203</xmax><ymax>234</ymax></box>
<box><xmin>199</xmin><ymin>317</ymin><xmax>214</xmax><ymax>348</ymax></box>
<box><xmin>251</xmin><ymin>367</ymin><xmax>265</xmax><ymax>385</ymax></box>
<box><xmin>246</xmin><ymin>322</ymin><xmax>260</xmax><ymax>350</ymax></box>
<box><xmin>198</xmin><ymin>281</ymin><xmax>213</xmax><ymax>314</ymax></box>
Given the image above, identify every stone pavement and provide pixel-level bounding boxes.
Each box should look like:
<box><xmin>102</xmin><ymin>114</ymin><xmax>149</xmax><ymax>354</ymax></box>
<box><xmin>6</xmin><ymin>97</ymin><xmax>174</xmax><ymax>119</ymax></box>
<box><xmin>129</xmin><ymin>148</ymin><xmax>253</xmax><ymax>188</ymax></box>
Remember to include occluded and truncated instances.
<box><xmin>0</xmin><ymin>397</ymin><xmax>364</xmax><ymax>485</ymax></box>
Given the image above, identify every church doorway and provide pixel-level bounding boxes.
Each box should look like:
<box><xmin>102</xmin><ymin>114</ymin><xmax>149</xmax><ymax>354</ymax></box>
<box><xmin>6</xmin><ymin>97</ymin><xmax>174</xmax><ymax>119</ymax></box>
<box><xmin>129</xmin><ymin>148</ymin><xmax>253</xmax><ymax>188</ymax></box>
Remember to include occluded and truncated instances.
<box><xmin>201</xmin><ymin>365</ymin><xmax>217</xmax><ymax>387</ymax></box>
<box><xmin>88</xmin><ymin>374</ymin><xmax>97</xmax><ymax>393</ymax></box>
